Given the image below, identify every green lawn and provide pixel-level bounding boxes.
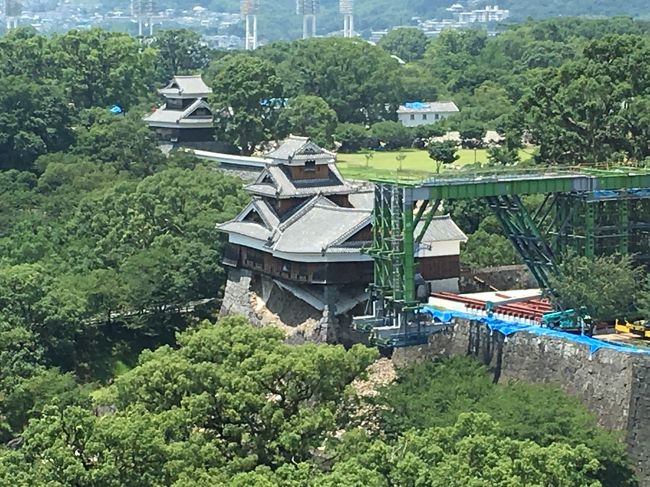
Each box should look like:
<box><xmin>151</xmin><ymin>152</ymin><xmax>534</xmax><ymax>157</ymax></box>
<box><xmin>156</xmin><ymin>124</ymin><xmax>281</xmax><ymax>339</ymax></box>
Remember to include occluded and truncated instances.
<box><xmin>336</xmin><ymin>149</ymin><xmax>531</xmax><ymax>181</ymax></box>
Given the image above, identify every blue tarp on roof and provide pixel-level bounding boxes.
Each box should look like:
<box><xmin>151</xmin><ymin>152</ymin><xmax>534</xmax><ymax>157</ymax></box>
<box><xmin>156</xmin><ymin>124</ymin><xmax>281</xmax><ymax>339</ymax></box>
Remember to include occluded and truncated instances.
<box><xmin>404</xmin><ymin>102</ymin><xmax>429</xmax><ymax>109</ymax></box>
<box><xmin>420</xmin><ymin>306</ymin><xmax>650</xmax><ymax>357</ymax></box>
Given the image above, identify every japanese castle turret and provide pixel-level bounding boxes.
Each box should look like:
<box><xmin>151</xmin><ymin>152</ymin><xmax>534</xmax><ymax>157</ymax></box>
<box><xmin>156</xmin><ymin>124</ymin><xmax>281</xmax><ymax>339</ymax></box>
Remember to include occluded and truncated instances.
<box><xmin>218</xmin><ymin>135</ymin><xmax>467</xmax><ymax>291</ymax></box>
<box><xmin>144</xmin><ymin>75</ymin><xmax>214</xmax><ymax>143</ymax></box>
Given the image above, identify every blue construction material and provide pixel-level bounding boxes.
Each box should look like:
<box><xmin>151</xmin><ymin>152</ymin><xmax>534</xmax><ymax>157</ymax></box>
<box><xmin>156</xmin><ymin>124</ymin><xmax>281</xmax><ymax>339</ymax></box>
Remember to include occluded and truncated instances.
<box><xmin>420</xmin><ymin>306</ymin><xmax>650</xmax><ymax>357</ymax></box>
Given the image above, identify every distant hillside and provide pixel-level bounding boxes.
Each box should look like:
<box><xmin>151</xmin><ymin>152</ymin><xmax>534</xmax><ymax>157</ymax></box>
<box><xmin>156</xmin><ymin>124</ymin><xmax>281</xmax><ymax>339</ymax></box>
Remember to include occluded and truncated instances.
<box><xmin>139</xmin><ymin>0</ymin><xmax>650</xmax><ymax>40</ymax></box>
<box><xmin>503</xmin><ymin>0</ymin><xmax>650</xmax><ymax>20</ymax></box>
<box><xmin>226</xmin><ymin>0</ymin><xmax>650</xmax><ymax>40</ymax></box>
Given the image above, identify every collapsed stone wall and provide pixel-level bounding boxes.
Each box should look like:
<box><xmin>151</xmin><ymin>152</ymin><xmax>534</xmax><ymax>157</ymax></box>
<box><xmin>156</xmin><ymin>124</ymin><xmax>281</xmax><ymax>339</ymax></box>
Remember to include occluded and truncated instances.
<box><xmin>393</xmin><ymin>320</ymin><xmax>650</xmax><ymax>485</ymax></box>
<box><xmin>219</xmin><ymin>268</ymin><xmax>332</xmax><ymax>343</ymax></box>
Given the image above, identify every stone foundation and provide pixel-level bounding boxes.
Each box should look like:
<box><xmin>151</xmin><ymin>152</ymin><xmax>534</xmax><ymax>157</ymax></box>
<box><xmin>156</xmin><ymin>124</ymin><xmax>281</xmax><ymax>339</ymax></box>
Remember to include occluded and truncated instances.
<box><xmin>220</xmin><ymin>268</ymin><xmax>361</xmax><ymax>343</ymax></box>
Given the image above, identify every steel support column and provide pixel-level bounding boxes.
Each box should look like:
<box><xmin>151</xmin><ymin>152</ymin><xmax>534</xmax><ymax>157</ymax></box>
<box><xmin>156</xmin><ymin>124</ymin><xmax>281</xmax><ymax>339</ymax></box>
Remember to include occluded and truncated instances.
<box><xmin>584</xmin><ymin>201</ymin><xmax>596</xmax><ymax>257</ymax></box>
<box><xmin>618</xmin><ymin>199</ymin><xmax>629</xmax><ymax>255</ymax></box>
<box><xmin>403</xmin><ymin>196</ymin><xmax>415</xmax><ymax>304</ymax></box>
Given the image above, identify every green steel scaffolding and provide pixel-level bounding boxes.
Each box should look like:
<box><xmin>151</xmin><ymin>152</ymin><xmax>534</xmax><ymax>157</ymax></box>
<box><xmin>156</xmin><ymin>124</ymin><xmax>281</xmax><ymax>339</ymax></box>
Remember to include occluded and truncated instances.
<box><xmin>356</xmin><ymin>168</ymin><xmax>650</xmax><ymax>339</ymax></box>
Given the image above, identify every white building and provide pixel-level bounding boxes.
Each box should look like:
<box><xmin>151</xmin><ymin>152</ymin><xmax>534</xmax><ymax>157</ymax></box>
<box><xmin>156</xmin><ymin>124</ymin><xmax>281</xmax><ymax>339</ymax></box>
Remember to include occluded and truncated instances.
<box><xmin>397</xmin><ymin>101</ymin><xmax>459</xmax><ymax>127</ymax></box>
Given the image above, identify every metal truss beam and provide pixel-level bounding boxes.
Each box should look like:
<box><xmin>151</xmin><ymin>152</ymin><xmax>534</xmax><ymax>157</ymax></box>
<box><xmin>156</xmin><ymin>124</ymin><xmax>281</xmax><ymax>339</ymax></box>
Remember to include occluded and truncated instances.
<box><xmin>484</xmin><ymin>195</ymin><xmax>557</xmax><ymax>289</ymax></box>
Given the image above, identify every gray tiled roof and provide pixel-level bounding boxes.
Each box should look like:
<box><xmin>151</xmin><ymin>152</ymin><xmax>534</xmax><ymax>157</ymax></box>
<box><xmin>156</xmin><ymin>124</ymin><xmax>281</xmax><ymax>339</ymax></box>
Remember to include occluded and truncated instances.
<box><xmin>348</xmin><ymin>189</ymin><xmax>374</xmax><ymax>210</ymax></box>
<box><xmin>217</xmin><ymin>195</ymin><xmax>371</xmax><ymax>256</ymax></box>
<box><xmin>218</xmin><ymin>221</ymin><xmax>273</xmax><ymax>241</ymax></box>
<box><xmin>245</xmin><ymin>163</ymin><xmax>355</xmax><ymax>199</ymax></box>
<box><xmin>397</xmin><ymin>101</ymin><xmax>459</xmax><ymax>113</ymax></box>
<box><xmin>265</xmin><ymin>135</ymin><xmax>335</xmax><ymax>164</ymax></box>
<box><xmin>218</xmin><ymin>193</ymin><xmax>466</xmax><ymax>260</ymax></box>
<box><xmin>417</xmin><ymin>215</ymin><xmax>467</xmax><ymax>242</ymax></box>
<box><xmin>273</xmin><ymin>200</ymin><xmax>371</xmax><ymax>254</ymax></box>
<box><xmin>158</xmin><ymin>75</ymin><xmax>212</xmax><ymax>97</ymax></box>
<box><xmin>143</xmin><ymin>98</ymin><xmax>212</xmax><ymax>126</ymax></box>
<box><xmin>252</xmin><ymin>199</ymin><xmax>280</xmax><ymax>228</ymax></box>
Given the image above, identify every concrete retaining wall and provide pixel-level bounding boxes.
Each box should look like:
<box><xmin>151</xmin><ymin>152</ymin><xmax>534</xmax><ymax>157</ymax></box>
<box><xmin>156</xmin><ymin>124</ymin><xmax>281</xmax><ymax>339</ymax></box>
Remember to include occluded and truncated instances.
<box><xmin>393</xmin><ymin>320</ymin><xmax>650</xmax><ymax>485</ymax></box>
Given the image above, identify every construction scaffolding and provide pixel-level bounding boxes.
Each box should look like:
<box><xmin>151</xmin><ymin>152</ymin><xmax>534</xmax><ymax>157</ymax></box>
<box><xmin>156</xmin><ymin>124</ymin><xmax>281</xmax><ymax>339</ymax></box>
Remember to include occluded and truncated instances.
<box><xmin>354</xmin><ymin>168</ymin><xmax>650</xmax><ymax>345</ymax></box>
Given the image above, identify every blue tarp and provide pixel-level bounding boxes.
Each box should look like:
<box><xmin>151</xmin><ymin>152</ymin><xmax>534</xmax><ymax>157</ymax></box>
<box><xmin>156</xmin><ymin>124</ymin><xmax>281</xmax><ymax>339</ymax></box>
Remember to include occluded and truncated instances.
<box><xmin>404</xmin><ymin>101</ymin><xmax>430</xmax><ymax>109</ymax></box>
<box><xmin>110</xmin><ymin>105</ymin><xmax>123</xmax><ymax>114</ymax></box>
<box><xmin>420</xmin><ymin>306</ymin><xmax>650</xmax><ymax>357</ymax></box>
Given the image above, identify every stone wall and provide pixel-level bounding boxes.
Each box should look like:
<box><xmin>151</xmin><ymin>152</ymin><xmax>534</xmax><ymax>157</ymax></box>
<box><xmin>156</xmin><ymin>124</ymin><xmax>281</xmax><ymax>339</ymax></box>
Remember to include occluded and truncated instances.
<box><xmin>219</xmin><ymin>268</ymin><xmax>333</xmax><ymax>343</ymax></box>
<box><xmin>460</xmin><ymin>264</ymin><xmax>537</xmax><ymax>292</ymax></box>
<box><xmin>628</xmin><ymin>361</ymin><xmax>650</xmax><ymax>483</ymax></box>
<box><xmin>393</xmin><ymin>320</ymin><xmax>650</xmax><ymax>485</ymax></box>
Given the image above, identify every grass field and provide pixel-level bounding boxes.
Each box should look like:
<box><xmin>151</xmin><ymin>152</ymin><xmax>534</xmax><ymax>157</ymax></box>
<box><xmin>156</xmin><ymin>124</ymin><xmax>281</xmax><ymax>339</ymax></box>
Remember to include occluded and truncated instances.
<box><xmin>336</xmin><ymin>148</ymin><xmax>532</xmax><ymax>181</ymax></box>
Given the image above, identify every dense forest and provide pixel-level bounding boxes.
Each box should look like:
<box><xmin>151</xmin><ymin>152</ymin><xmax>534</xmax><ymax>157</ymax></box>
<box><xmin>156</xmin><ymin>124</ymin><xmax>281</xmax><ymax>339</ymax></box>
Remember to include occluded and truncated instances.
<box><xmin>0</xmin><ymin>18</ymin><xmax>648</xmax><ymax>485</ymax></box>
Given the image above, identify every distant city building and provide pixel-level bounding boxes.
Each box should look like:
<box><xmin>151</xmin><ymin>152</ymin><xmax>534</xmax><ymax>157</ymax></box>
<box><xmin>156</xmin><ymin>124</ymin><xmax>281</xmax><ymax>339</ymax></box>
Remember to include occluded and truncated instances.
<box><xmin>417</xmin><ymin>3</ymin><xmax>510</xmax><ymax>37</ymax></box>
<box><xmin>397</xmin><ymin>101</ymin><xmax>459</xmax><ymax>127</ymax></box>
<box><xmin>456</xmin><ymin>5</ymin><xmax>509</xmax><ymax>24</ymax></box>
<box><xmin>143</xmin><ymin>75</ymin><xmax>214</xmax><ymax>143</ymax></box>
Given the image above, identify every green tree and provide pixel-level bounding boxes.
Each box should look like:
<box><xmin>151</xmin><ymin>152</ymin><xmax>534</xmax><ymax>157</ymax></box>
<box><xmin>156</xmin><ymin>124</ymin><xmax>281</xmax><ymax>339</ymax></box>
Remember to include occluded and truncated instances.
<box><xmin>0</xmin><ymin>318</ymin><xmax>378</xmax><ymax>484</ymax></box>
<box><xmin>378</xmin><ymin>27</ymin><xmax>429</xmax><ymax>62</ymax></box>
<box><xmin>427</xmin><ymin>140</ymin><xmax>459</xmax><ymax>173</ymax></box>
<box><xmin>0</xmin><ymin>77</ymin><xmax>73</xmax><ymax>170</ymax></box>
<box><xmin>370</xmin><ymin>121</ymin><xmax>411</xmax><ymax>150</ymax></box>
<box><xmin>334</xmin><ymin>123</ymin><xmax>370</xmax><ymax>152</ymax></box>
<box><xmin>549</xmin><ymin>254</ymin><xmax>642</xmax><ymax>322</ymax></box>
<box><xmin>276</xmin><ymin>95</ymin><xmax>338</xmax><ymax>147</ymax></box>
<box><xmin>487</xmin><ymin>145</ymin><xmax>520</xmax><ymax>165</ymax></box>
<box><xmin>152</xmin><ymin>29</ymin><xmax>212</xmax><ymax>83</ymax></box>
<box><xmin>374</xmin><ymin>357</ymin><xmax>635</xmax><ymax>487</ymax></box>
<box><xmin>279</xmin><ymin>38</ymin><xmax>402</xmax><ymax>123</ymax></box>
<box><xmin>461</xmin><ymin>229</ymin><xmax>519</xmax><ymax>268</ymax></box>
<box><xmin>72</xmin><ymin>109</ymin><xmax>165</xmax><ymax>175</ymax></box>
<box><xmin>459</xmin><ymin>119</ymin><xmax>486</xmax><ymax>148</ymax></box>
<box><xmin>210</xmin><ymin>54</ymin><xmax>284</xmax><ymax>154</ymax></box>
<box><xmin>50</xmin><ymin>28</ymin><xmax>157</xmax><ymax>109</ymax></box>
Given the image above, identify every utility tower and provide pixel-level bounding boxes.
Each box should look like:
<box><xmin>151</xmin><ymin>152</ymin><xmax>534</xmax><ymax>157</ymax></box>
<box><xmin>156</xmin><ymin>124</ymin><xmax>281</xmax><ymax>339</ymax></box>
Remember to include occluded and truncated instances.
<box><xmin>241</xmin><ymin>0</ymin><xmax>260</xmax><ymax>50</ymax></box>
<box><xmin>340</xmin><ymin>0</ymin><xmax>354</xmax><ymax>38</ymax></box>
<box><xmin>132</xmin><ymin>0</ymin><xmax>155</xmax><ymax>37</ymax></box>
<box><xmin>296</xmin><ymin>0</ymin><xmax>318</xmax><ymax>39</ymax></box>
<box><xmin>4</xmin><ymin>0</ymin><xmax>20</xmax><ymax>30</ymax></box>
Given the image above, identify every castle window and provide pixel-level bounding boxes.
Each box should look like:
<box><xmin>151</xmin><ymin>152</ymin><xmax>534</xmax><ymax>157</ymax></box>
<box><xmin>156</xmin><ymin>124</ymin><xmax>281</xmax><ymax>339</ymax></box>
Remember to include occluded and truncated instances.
<box><xmin>305</xmin><ymin>160</ymin><xmax>316</xmax><ymax>172</ymax></box>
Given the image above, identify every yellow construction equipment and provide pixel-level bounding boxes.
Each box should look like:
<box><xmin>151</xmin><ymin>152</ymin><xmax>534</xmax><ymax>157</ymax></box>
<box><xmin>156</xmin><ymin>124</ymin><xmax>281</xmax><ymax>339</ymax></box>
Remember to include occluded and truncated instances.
<box><xmin>615</xmin><ymin>319</ymin><xmax>650</xmax><ymax>339</ymax></box>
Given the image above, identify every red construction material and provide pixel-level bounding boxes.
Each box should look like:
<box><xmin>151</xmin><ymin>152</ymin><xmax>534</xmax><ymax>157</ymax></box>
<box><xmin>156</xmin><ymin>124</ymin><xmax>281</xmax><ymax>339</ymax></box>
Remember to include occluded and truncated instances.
<box><xmin>430</xmin><ymin>292</ymin><xmax>553</xmax><ymax>324</ymax></box>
